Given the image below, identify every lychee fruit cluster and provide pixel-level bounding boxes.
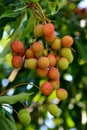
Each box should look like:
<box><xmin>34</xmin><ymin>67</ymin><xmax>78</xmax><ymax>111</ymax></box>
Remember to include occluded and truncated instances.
<box><xmin>10</xmin><ymin>23</ymin><xmax>74</xmax><ymax>112</ymax></box>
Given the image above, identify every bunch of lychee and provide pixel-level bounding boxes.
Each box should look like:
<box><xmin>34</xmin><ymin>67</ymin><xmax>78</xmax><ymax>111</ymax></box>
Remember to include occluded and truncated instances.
<box><xmin>10</xmin><ymin>23</ymin><xmax>74</xmax><ymax>106</ymax></box>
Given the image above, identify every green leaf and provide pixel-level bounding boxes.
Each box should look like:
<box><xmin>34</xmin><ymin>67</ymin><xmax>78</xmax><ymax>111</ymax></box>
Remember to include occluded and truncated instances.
<box><xmin>0</xmin><ymin>10</ymin><xmax>19</xmax><ymax>19</ymax></box>
<box><xmin>22</xmin><ymin>10</ymin><xmax>34</xmax><ymax>38</ymax></box>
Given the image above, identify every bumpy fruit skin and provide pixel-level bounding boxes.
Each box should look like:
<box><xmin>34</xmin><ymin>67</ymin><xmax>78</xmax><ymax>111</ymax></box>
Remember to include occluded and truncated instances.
<box><xmin>50</xmin><ymin>79</ymin><xmax>60</xmax><ymax>89</ymax></box>
<box><xmin>18</xmin><ymin>109</ymin><xmax>31</xmax><ymax>126</ymax></box>
<box><xmin>10</xmin><ymin>40</ymin><xmax>24</xmax><ymax>54</ymax></box>
<box><xmin>48</xmin><ymin>67</ymin><xmax>60</xmax><ymax>80</ymax></box>
<box><xmin>12</xmin><ymin>56</ymin><xmax>23</xmax><ymax>68</ymax></box>
<box><xmin>56</xmin><ymin>88</ymin><xmax>68</xmax><ymax>100</ymax></box>
<box><xmin>42</xmin><ymin>23</ymin><xmax>54</xmax><ymax>36</ymax></box>
<box><xmin>57</xmin><ymin>57</ymin><xmax>69</xmax><ymax>70</ymax></box>
<box><xmin>32</xmin><ymin>42</ymin><xmax>44</xmax><ymax>53</ymax></box>
<box><xmin>25</xmin><ymin>58</ymin><xmax>37</xmax><ymax>69</ymax></box>
<box><xmin>34</xmin><ymin>24</ymin><xmax>43</xmax><ymax>37</ymax></box>
<box><xmin>25</xmin><ymin>48</ymin><xmax>34</xmax><ymax>59</ymax></box>
<box><xmin>47</xmin><ymin>103</ymin><xmax>59</xmax><ymax>116</ymax></box>
<box><xmin>34</xmin><ymin>51</ymin><xmax>43</xmax><ymax>59</ymax></box>
<box><xmin>47</xmin><ymin>54</ymin><xmax>57</xmax><ymax>67</ymax></box>
<box><xmin>36</xmin><ymin>67</ymin><xmax>48</xmax><ymax>77</ymax></box>
<box><xmin>51</xmin><ymin>38</ymin><xmax>61</xmax><ymax>51</ymax></box>
<box><xmin>60</xmin><ymin>47</ymin><xmax>73</xmax><ymax>63</ymax></box>
<box><xmin>61</xmin><ymin>35</ymin><xmax>73</xmax><ymax>47</ymax></box>
<box><xmin>37</xmin><ymin>57</ymin><xmax>50</xmax><ymax>68</ymax></box>
<box><xmin>40</xmin><ymin>82</ymin><xmax>53</xmax><ymax>96</ymax></box>
<box><xmin>44</xmin><ymin>32</ymin><xmax>56</xmax><ymax>43</ymax></box>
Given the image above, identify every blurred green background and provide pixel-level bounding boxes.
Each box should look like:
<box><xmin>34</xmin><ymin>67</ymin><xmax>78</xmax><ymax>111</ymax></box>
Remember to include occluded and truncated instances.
<box><xmin>0</xmin><ymin>0</ymin><xmax>87</xmax><ymax>130</ymax></box>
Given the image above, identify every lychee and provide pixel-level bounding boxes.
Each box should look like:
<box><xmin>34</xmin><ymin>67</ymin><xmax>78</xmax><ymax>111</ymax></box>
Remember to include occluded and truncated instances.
<box><xmin>42</xmin><ymin>23</ymin><xmax>54</xmax><ymax>36</ymax></box>
<box><xmin>34</xmin><ymin>51</ymin><xmax>43</xmax><ymax>59</ymax></box>
<box><xmin>47</xmin><ymin>103</ymin><xmax>59</xmax><ymax>116</ymax></box>
<box><xmin>50</xmin><ymin>79</ymin><xmax>60</xmax><ymax>89</ymax></box>
<box><xmin>36</xmin><ymin>67</ymin><xmax>48</xmax><ymax>77</ymax></box>
<box><xmin>61</xmin><ymin>35</ymin><xmax>73</xmax><ymax>47</ymax></box>
<box><xmin>34</xmin><ymin>24</ymin><xmax>43</xmax><ymax>37</ymax></box>
<box><xmin>40</xmin><ymin>82</ymin><xmax>53</xmax><ymax>96</ymax></box>
<box><xmin>47</xmin><ymin>54</ymin><xmax>57</xmax><ymax>67</ymax></box>
<box><xmin>48</xmin><ymin>67</ymin><xmax>60</xmax><ymax>80</ymax></box>
<box><xmin>25</xmin><ymin>58</ymin><xmax>37</xmax><ymax>69</ymax></box>
<box><xmin>18</xmin><ymin>109</ymin><xmax>31</xmax><ymax>126</ymax></box>
<box><xmin>37</xmin><ymin>56</ymin><xmax>50</xmax><ymax>68</ymax></box>
<box><xmin>12</xmin><ymin>56</ymin><xmax>23</xmax><ymax>68</ymax></box>
<box><xmin>56</xmin><ymin>88</ymin><xmax>68</xmax><ymax>100</ymax></box>
<box><xmin>57</xmin><ymin>57</ymin><xmax>69</xmax><ymax>70</ymax></box>
<box><xmin>60</xmin><ymin>47</ymin><xmax>74</xmax><ymax>63</ymax></box>
<box><xmin>44</xmin><ymin>32</ymin><xmax>56</xmax><ymax>43</ymax></box>
<box><xmin>51</xmin><ymin>38</ymin><xmax>61</xmax><ymax>51</ymax></box>
<box><xmin>25</xmin><ymin>48</ymin><xmax>34</xmax><ymax>59</ymax></box>
<box><xmin>32</xmin><ymin>42</ymin><xmax>44</xmax><ymax>53</ymax></box>
<box><xmin>10</xmin><ymin>40</ymin><xmax>24</xmax><ymax>54</ymax></box>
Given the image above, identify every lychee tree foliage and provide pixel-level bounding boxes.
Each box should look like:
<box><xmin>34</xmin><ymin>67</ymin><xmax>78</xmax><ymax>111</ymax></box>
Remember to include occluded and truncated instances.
<box><xmin>0</xmin><ymin>0</ymin><xmax>87</xmax><ymax>130</ymax></box>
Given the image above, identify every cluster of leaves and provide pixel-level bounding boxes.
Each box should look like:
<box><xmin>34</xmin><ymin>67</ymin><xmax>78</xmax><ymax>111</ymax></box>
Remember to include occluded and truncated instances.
<box><xmin>0</xmin><ymin>0</ymin><xmax>87</xmax><ymax>130</ymax></box>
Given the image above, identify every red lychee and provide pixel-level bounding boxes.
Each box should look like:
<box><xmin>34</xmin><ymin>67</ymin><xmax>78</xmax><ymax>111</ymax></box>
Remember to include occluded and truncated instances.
<box><xmin>42</xmin><ymin>23</ymin><xmax>54</xmax><ymax>36</ymax></box>
<box><xmin>47</xmin><ymin>54</ymin><xmax>57</xmax><ymax>67</ymax></box>
<box><xmin>37</xmin><ymin>56</ymin><xmax>50</xmax><ymax>68</ymax></box>
<box><xmin>61</xmin><ymin>35</ymin><xmax>73</xmax><ymax>47</ymax></box>
<box><xmin>48</xmin><ymin>67</ymin><xmax>60</xmax><ymax>80</ymax></box>
<box><xmin>32</xmin><ymin>42</ymin><xmax>44</xmax><ymax>53</ymax></box>
<box><xmin>36</xmin><ymin>67</ymin><xmax>48</xmax><ymax>77</ymax></box>
<box><xmin>44</xmin><ymin>32</ymin><xmax>56</xmax><ymax>43</ymax></box>
<box><xmin>12</xmin><ymin>56</ymin><xmax>23</xmax><ymax>68</ymax></box>
<box><xmin>10</xmin><ymin>40</ymin><xmax>24</xmax><ymax>54</ymax></box>
<box><xmin>40</xmin><ymin>82</ymin><xmax>53</xmax><ymax>96</ymax></box>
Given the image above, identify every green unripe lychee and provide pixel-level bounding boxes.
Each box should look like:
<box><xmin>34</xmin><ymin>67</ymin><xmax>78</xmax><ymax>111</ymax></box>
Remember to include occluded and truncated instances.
<box><xmin>47</xmin><ymin>103</ymin><xmax>59</xmax><ymax>116</ymax></box>
<box><xmin>51</xmin><ymin>38</ymin><xmax>61</xmax><ymax>51</ymax></box>
<box><xmin>25</xmin><ymin>48</ymin><xmax>34</xmax><ymax>59</ymax></box>
<box><xmin>57</xmin><ymin>57</ymin><xmax>69</xmax><ymax>70</ymax></box>
<box><xmin>60</xmin><ymin>48</ymin><xmax>73</xmax><ymax>63</ymax></box>
<box><xmin>18</xmin><ymin>109</ymin><xmax>31</xmax><ymax>126</ymax></box>
<box><xmin>25</xmin><ymin>58</ymin><xmax>37</xmax><ymax>69</ymax></box>
<box><xmin>34</xmin><ymin>24</ymin><xmax>43</xmax><ymax>37</ymax></box>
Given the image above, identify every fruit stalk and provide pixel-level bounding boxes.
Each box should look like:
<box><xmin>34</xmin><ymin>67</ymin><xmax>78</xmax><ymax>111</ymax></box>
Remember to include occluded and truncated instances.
<box><xmin>8</xmin><ymin>68</ymin><xmax>20</xmax><ymax>82</ymax></box>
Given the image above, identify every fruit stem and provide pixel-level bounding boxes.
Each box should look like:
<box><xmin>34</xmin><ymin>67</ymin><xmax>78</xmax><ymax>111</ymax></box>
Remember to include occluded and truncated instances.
<box><xmin>8</xmin><ymin>68</ymin><xmax>20</xmax><ymax>82</ymax></box>
<box><xmin>26</xmin><ymin>2</ymin><xmax>50</xmax><ymax>24</ymax></box>
<box><xmin>0</xmin><ymin>82</ymin><xmax>40</xmax><ymax>96</ymax></box>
